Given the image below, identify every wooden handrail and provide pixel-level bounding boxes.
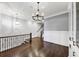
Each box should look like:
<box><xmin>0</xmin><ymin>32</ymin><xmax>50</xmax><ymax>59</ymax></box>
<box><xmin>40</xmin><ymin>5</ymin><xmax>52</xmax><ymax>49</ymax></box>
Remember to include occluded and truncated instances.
<box><xmin>0</xmin><ymin>34</ymin><xmax>30</xmax><ymax>38</ymax></box>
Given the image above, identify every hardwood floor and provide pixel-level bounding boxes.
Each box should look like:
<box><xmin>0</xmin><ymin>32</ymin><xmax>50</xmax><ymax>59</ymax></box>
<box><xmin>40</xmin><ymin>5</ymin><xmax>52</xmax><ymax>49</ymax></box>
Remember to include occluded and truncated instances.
<box><xmin>0</xmin><ymin>37</ymin><xmax>68</xmax><ymax>57</ymax></box>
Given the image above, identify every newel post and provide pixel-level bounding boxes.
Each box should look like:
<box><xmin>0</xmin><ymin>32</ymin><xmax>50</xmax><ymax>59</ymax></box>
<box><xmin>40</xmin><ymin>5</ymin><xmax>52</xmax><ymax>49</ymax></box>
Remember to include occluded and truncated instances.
<box><xmin>30</xmin><ymin>33</ymin><xmax>32</xmax><ymax>44</ymax></box>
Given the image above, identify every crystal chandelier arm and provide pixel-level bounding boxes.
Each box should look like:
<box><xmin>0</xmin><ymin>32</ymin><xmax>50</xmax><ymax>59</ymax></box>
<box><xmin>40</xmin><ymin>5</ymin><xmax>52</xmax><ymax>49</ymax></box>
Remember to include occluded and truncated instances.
<box><xmin>37</xmin><ymin>2</ymin><xmax>40</xmax><ymax>11</ymax></box>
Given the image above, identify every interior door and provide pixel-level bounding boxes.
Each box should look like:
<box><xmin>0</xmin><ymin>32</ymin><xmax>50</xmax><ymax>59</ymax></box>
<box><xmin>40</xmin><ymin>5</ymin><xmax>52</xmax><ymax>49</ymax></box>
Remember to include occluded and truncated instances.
<box><xmin>68</xmin><ymin>2</ymin><xmax>76</xmax><ymax>57</ymax></box>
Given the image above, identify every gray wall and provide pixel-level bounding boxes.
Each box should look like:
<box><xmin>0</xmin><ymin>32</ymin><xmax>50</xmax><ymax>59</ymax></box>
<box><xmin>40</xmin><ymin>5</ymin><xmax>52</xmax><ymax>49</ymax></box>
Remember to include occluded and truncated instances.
<box><xmin>44</xmin><ymin>13</ymin><xmax>69</xmax><ymax>46</ymax></box>
<box><xmin>76</xmin><ymin>9</ymin><xmax>79</xmax><ymax>42</ymax></box>
<box><xmin>77</xmin><ymin>11</ymin><xmax>79</xmax><ymax>31</ymax></box>
<box><xmin>44</xmin><ymin>13</ymin><xmax>69</xmax><ymax>31</ymax></box>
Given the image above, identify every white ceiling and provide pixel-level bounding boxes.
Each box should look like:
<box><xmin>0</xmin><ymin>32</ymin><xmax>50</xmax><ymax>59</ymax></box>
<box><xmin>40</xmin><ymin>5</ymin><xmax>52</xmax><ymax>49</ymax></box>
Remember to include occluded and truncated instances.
<box><xmin>0</xmin><ymin>2</ymin><xmax>69</xmax><ymax>20</ymax></box>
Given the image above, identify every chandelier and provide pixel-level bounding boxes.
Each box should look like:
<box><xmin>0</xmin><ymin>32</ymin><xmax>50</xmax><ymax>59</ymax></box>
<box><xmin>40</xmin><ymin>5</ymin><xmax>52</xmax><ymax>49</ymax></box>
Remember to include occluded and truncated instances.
<box><xmin>32</xmin><ymin>2</ymin><xmax>44</xmax><ymax>22</ymax></box>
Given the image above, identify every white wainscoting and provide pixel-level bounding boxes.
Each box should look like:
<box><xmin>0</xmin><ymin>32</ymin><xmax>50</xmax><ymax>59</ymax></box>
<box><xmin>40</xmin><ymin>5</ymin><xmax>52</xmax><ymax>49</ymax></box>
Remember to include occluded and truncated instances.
<box><xmin>44</xmin><ymin>31</ymin><xmax>69</xmax><ymax>46</ymax></box>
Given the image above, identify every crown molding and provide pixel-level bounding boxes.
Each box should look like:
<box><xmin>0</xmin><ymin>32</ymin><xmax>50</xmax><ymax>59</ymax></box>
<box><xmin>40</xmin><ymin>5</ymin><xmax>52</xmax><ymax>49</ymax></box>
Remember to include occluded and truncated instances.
<box><xmin>45</xmin><ymin>10</ymin><xmax>69</xmax><ymax>20</ymax></box>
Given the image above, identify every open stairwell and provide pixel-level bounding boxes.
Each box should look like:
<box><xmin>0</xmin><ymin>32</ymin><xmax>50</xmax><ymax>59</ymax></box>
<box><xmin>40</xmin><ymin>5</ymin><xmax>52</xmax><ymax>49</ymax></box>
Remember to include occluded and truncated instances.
<box><xmin>0</xmin><ymin>33</ymin><xmax>68</xmax><ymax>57</ymax></box>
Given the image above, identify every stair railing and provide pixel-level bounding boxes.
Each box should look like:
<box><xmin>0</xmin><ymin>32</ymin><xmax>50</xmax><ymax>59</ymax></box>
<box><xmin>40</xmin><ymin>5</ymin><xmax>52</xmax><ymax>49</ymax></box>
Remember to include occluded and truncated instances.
<box><xmin>0</xmin><ymin>33</ymin><xmax>32</xmax><ymax>52</ymax></box>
